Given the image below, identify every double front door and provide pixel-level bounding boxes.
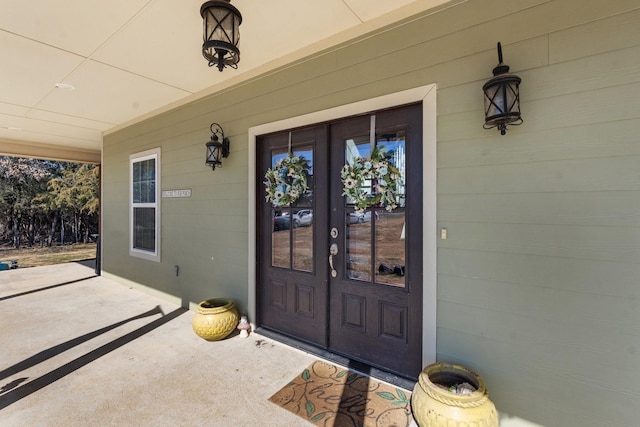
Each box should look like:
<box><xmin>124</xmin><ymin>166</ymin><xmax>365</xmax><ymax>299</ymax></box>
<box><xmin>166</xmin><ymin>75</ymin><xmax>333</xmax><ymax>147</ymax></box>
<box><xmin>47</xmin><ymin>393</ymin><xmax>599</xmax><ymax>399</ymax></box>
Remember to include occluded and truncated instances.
<box><xmin>257</xmin><ymin>103</ymin><xmax>423</xmax><ymax>379</ymax></box>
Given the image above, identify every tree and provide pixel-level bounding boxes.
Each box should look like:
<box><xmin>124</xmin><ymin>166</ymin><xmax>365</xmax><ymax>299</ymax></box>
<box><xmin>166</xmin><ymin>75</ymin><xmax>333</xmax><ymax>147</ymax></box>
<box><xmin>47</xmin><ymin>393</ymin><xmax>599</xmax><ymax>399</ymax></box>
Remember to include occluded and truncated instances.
<box><xmin>47</xmin><ymin>164</ymin><xmax>99</xmax><ymax>243</ymax></box>
<box><xmin>0</xmin><ymin>157</ymin><xmax>51</xmax><ymax>248</ymax></box>
<box><xmin>0</xmin><ymin>156</ymin><xmax>99</xmax><ymax>248</ymax></box>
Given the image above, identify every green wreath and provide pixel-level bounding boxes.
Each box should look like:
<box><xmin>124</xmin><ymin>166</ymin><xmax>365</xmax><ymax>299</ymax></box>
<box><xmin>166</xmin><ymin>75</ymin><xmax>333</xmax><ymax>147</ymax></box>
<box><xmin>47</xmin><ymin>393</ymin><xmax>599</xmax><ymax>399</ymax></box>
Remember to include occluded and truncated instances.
<box><xmin>264</xmin><ymin>154</ymin><xmax>310</xmax><ymax>207</ymax></box>
<box><xmin>341</xmin><ymin>146</ymin><xmax>402</xmax><ymax>213</ymax></box>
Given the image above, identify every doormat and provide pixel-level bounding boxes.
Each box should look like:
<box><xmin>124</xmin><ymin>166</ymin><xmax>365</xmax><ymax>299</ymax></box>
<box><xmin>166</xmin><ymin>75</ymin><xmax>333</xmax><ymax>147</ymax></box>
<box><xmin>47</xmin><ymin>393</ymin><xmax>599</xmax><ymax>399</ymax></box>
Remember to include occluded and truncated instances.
<box><xmin>268</xmin><ymin>360</ymin><xmax>413</xmax><ymax>427</ymax></box>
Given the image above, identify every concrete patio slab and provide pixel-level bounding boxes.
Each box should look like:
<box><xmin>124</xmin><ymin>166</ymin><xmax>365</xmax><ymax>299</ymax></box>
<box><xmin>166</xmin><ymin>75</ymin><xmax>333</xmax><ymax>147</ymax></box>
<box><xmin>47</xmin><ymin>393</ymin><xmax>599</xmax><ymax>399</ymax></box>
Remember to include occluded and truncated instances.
<box><xmin>0</xmin><ymin>262</ymin><xmax>540</xmax><ymax>427</ymax></box>
<box><xmin>0</xmin><ymin>262</ymin><xmax>318</xmax><ymax>426</ymax></box>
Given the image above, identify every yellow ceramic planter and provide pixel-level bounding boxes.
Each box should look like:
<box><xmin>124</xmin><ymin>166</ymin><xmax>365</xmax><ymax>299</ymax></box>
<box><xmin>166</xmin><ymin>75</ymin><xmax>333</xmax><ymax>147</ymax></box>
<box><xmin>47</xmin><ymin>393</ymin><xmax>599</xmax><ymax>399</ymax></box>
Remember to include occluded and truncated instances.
<box><xmin>412</xmin><ymin>362</ymin><xmax>498</xmax><ymax>427</ymax></box>
<box><xmin>192</xmin><ymin>298</ymin><xmax>239</xmax><ymax>341</ymax></box>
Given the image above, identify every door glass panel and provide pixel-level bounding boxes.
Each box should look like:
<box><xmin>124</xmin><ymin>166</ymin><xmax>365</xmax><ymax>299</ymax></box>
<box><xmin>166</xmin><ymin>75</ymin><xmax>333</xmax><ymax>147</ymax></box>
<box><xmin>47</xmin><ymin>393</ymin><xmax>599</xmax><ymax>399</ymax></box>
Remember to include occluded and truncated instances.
<box><xmin>293</xmin><ymin>209</ymin><xmax>313</xmax><ymax>271</ymax></box>
<box><xmin>293</xmin><ymin>146</ymin><xmax>313</xmax><ymax>208</ymax></box>
<box><xmin>375</xmin><ymin>129</ymin><xmax>406</xmax><ymax>286</ymax></box>
<box><xmin>344</xmin><ymin>135</ymin><xmax>372</xmax><ymax>281</ymax></box>
<box><xmin>346</xmin><ymin>210</ymin><xmax>372</xmax><ymax>281</ymax></box>
<box><xmin>376</xmin><ymin>129</ymin><xmax>406</xmax><ymax>208</ymax></box>
<box><xmin>292</xmin><ymin>145</ymin><xmax>313</xmax><ymax>271</ymax></box>
<box><xmin>272</xmin><ymin>209</ymin><xmax>290</xmax><ymax>268</ymax></box>
<box><xmin>270</xmin><ymin>145</ymin><xmax>314</xmax><ymax>271</ymax></box>
<box><xmin>343</xmin><ymin>129</ymin><xmax>407</xmax><ymax>286</ymax></box>
<box><xmin>375</xmin><ymin>210</ymin><xmax>406</xmax><ymax>287</ymax></box>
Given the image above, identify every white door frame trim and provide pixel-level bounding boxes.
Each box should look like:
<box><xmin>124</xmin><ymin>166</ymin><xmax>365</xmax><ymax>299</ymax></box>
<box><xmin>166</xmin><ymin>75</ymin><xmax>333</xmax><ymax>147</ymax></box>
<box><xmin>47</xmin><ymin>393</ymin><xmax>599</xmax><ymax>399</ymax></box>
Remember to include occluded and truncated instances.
<box><xmin>248</xmin><ymin>84</ymin><xmax>437</xmax><ymax>366</ymax></box>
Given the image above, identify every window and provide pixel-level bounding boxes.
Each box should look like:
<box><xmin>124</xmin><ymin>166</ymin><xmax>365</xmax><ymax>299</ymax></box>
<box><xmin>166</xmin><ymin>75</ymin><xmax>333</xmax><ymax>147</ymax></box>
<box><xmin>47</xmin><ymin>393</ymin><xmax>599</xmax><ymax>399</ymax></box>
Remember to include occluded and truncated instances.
<box><xmin>130</xmin><ymin>148</ymin><xmax>161</xmax><ymax>261</ymax></box>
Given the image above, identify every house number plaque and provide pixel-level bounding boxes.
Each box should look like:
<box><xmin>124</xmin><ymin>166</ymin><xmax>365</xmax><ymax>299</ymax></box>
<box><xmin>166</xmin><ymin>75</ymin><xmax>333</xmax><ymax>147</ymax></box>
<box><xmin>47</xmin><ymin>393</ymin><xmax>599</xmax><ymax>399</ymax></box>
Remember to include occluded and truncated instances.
<box><xmin>162</xmin><ymin>189</ymin><xmax>192</xmax><ymax>198</ymax></box>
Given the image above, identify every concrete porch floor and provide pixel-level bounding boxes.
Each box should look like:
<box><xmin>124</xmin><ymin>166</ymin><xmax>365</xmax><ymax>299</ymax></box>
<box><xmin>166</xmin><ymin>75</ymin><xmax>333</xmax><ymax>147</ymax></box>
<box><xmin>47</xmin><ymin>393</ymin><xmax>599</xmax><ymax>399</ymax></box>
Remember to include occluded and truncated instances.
<box><xmin>0</xmin><ymin>262</ymin><xmax>329</xmax><ymax>426</ymax></box>
<box><xmin>0</xmin><ymin>262</ymin><xmax>540</xmax><ymax>426</ymax></box>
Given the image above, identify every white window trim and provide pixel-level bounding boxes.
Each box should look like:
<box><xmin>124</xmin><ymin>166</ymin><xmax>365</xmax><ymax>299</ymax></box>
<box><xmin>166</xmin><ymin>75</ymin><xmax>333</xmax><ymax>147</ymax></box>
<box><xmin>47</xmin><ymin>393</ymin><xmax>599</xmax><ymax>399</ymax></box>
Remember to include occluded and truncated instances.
<box><xmin>129</xmin><ymin>148</ymin><xmax>161</xmax><ymax>262</ymax></box>
<box><xmin>247</xmin><ymin>84</ymin><xmax>437</xmax><ymax>366</ymax></box>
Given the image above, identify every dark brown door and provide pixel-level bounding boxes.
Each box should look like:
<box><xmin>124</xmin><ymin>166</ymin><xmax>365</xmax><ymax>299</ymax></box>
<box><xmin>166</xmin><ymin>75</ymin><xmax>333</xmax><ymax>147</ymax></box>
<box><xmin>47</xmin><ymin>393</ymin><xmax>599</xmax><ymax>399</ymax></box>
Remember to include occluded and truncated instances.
<box><xmin>328</xmin><ymin>105</ymin><xmax>423</xmax><ymax>377</ymax></box>
<box><xmin>257</xmin><ymin>103</ymin><xmax>423</xmax><ymax>378</ymax></box>
<box><xmin>257</xmin><ymin>125</ymin><xmax>329</xmax><ymax>346</ymax></box>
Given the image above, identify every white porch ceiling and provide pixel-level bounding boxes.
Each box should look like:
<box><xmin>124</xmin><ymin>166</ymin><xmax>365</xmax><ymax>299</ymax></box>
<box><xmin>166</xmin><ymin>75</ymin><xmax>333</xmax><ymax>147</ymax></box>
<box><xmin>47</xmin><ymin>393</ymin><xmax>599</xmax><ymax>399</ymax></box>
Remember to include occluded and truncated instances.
<box><xmin>0</xmin><ymin>0</ymin><xmax>449</xmax><ymax>160</ymax></box>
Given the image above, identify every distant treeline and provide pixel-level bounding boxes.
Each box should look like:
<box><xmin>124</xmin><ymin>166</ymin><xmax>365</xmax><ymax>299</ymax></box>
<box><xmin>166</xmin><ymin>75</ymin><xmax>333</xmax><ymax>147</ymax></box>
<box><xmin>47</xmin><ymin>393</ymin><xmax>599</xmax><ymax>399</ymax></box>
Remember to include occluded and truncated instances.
<box><xmin>0</xmin><ymin>156</ymin><xmax>99</xmax><ymax>248</ymax></box>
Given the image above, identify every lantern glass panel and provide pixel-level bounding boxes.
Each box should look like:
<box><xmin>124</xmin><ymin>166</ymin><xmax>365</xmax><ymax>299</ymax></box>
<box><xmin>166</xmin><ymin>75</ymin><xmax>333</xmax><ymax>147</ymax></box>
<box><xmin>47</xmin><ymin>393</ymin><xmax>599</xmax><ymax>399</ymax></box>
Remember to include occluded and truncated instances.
<box><xmin>206</xmin><ymin>143</ymin><xmax>221</xmax><ymax>164</ymax></box>
<box><xmin>484</xmin><ymin>81</ymin><xmax>521</xmax><ymax>126</ymax></box>
<box><xmin>484</xmin><ymin>83</ymin><xmax>503</xmax><ymax>118</ymax></box>
<box><xmin>506</xmin><ymin>82</ymin><xmax>520</xmax><ymax>114</ymax></box>
<box><xmin>213</xmin><ymin>9</ymin><xmax>231</xmax><ymax>43</ymax></box>
<box><xmin>203</xmin><ymin>5</ymin><xmax>239</xmax><ymax>46</ymax></box>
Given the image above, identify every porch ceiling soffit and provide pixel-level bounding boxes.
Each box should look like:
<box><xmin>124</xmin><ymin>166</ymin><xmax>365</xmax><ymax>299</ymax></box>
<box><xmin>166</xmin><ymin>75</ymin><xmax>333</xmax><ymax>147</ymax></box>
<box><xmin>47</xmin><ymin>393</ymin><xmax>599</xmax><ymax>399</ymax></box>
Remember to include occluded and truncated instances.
<box><xmin>0</xmin><ymin>0</ymin><xmax>451</xmax><ymax>161</ymax></box>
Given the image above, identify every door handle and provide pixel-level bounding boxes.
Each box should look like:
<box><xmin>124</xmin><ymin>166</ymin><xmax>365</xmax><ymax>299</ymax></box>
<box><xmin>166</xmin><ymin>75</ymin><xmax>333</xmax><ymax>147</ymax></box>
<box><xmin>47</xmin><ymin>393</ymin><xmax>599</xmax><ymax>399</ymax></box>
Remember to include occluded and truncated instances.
<box><xmin>329</xmin><ymin>243</ymin><xmax>338</xmax><ymax>278</ymax></box>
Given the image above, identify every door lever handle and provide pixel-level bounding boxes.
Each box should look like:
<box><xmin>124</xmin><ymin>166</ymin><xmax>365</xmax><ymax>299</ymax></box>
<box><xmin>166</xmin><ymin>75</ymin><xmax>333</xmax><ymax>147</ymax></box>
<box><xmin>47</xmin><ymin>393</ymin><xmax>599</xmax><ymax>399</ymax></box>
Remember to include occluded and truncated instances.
<box><xmin>329</xmin><ymin>243</ymin><xmax>338</xmax><ymax>277</ymax></box>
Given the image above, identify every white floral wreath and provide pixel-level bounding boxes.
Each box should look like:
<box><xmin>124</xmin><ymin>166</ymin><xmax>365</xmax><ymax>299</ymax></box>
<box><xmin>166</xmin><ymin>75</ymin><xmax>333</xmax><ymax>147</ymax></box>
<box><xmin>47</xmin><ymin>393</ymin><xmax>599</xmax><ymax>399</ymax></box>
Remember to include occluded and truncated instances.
<box><xmin>341</xmin><ymin>146</ymin><xmax>402</xmax><ymax>213</ymax></box>
<box><xmin>264</xmin><ymin>154</ymin><xmax>310</xmax><ymax>207</ymax></box>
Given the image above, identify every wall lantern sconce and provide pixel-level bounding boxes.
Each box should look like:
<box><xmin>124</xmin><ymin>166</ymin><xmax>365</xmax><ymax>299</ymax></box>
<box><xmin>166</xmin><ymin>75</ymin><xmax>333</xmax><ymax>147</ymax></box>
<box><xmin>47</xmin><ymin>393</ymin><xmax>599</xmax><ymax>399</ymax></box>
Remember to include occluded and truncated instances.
<box><xmin>205</xmin><ymin>123</ymin><xmax>230</xmax><ymax>171</ymax></box>
<box><xmin>200</xmin><ymin>0</ymin><xmax>242</xmax><ymax>72</ymax></box>
<box><xmin>483</xmin><ymin>42</ymin><xmax>523</xmax><ymax>135</ymax></box>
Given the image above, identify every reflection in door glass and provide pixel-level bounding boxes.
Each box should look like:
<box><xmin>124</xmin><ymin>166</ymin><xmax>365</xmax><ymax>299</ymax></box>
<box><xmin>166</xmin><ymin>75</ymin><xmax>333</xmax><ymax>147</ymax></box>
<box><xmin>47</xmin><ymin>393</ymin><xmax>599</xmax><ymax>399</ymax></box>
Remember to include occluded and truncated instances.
<box><xmin>272</xmin><ymin>209</ymin><xmax>291</xmax><ymax>268</ymax></box>
<box><xmin>375</xmin><ymin>130</ymin><xmax>406</xmax><ymax>286</ymax></box>
<box><xmin>375</xmin><ymin>211</ymin><xmax>406</xmax><ymax>287</ymax></box>
<box><xmin>293</xmin><ymin>209</ymin><xmax>313</xmax><ymax>271</ymax></box>
<box><xmin>346</xmin><ymin>210</ymin><xmax>371</xmax><ymax>281</ymax></box>
<box><xmin>377</xmin><ymin>130</ymin><xmax>406</xmax><ymax>208</ymax></box>
<box><xmin>295</xmin><ymin>147</ymin><xmax>313</xmax><ymax>208</ymax></box>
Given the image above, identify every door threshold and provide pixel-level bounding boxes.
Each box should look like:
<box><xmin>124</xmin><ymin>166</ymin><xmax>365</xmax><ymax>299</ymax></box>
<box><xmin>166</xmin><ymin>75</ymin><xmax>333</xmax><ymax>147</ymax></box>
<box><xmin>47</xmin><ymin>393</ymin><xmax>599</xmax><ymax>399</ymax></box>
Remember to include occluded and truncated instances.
<box><xmin>256</xmin><ymin>327</ymin><xmax>417</xmax><ymax>390</ymax></box>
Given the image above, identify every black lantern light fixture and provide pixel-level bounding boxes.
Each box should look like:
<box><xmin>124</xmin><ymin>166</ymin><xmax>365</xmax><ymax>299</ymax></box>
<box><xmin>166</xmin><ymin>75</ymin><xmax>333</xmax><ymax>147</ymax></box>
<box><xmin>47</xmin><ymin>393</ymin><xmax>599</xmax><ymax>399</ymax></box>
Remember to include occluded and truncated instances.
<box><xmin>483</xmin><ymin>42</ymin><xmax>523</xmax><ymax>135</ymax></box>
<box><xmin>205</xmin><ymin>123</ymin><xmax>230</xmax><ymax>171</ymax></box>
<box><xmin>200</xmin><ymin>0</ymin><xmax>242</xmax><ymax>72</ymax></box>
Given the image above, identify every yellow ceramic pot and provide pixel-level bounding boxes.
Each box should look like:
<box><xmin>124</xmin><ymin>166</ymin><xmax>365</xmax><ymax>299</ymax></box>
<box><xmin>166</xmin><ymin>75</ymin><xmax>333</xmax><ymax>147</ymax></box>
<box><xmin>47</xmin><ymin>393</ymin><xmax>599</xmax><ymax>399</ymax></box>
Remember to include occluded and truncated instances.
<box><xmin>192</xmin><ymin>298</ymin><xmax>239</xmax><ymax>341</ymax></box>
<box><xmin>411</xmin><ymin>362</ymin><xmax>498</xmax><ymax>427</ymax></box>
